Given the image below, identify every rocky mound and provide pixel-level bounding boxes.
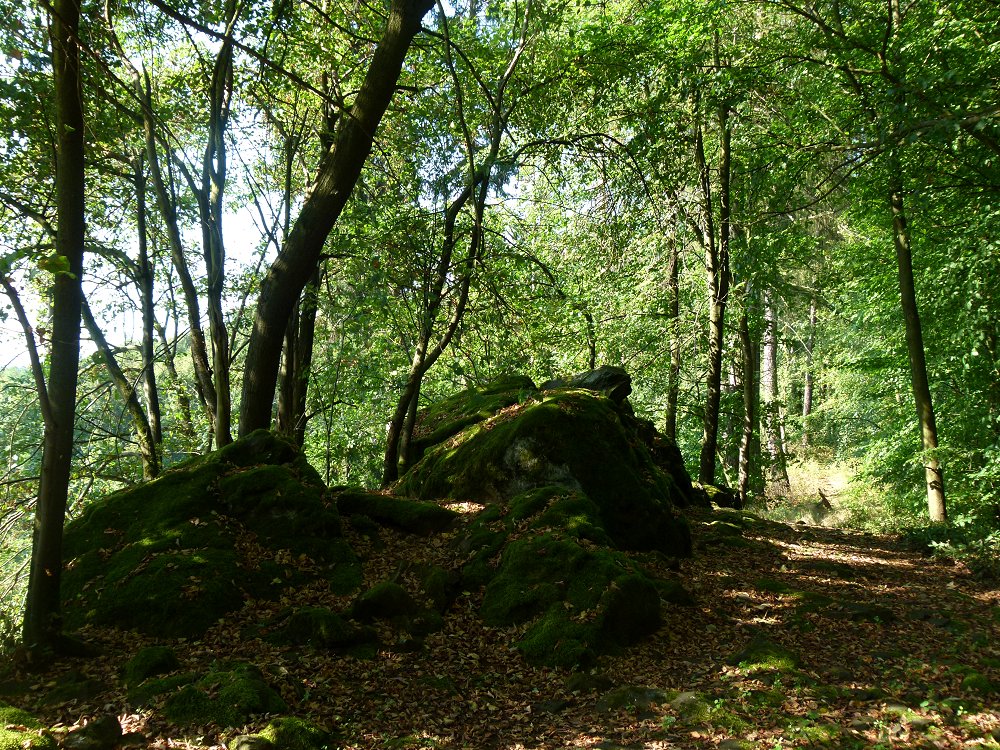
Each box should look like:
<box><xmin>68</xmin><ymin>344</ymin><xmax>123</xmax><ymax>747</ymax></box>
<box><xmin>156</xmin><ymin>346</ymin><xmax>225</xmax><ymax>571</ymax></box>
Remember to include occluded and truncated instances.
<box><xmin>61</xmin><ymin>430</ymin><xmax>358</xmax><ymax>638</ymax></box>
<box><xmin>56</xmin><ymin>368</ymin><xmax>698</xmax><ymax>729</ymax></box>
<box><xmin>397</xmin><ymin>368</ymin><xmax>694</xmax><ymax>554</ymax></box>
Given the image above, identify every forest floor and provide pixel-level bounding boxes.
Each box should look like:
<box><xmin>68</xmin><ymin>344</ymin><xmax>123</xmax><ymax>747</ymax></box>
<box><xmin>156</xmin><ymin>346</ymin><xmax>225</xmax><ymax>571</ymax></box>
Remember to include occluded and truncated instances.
<box><xmin>11</xmin><ymin>502</ymin><xmax>1000</xmax><ymax>750</ymax></box>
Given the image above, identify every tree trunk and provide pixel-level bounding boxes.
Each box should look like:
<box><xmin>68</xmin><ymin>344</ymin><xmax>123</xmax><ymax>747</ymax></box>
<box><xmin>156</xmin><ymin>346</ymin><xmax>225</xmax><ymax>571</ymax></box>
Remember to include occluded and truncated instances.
<box><xmin>801</xmin><ymin>293</ymin><xmax>816</xmax><ymax>446</ymax></box>
<box><xmin>134</xmin><ymin>157</ymin><xmax>162</xmax><ymax>445</ymax></box>
<box><xmin>239</xmin><ymin>0</ymin><xmax>434</xmax><ymax>436</ymax></box>
<box><xmin>23</xmin><ymin>0</ymin><xmax>86</xmax><ymax>655</ymax></box>
<box><xmin>199</xmin><ymin>15</ymin><xmax>236</xmax><ymax>447</ymax></box>
<box><xmin>664</xmin><ymin>229</ymin><xmax>681</xmax><ymax>443</ymax></box>
<box><xmin>890</xmin><ymin>173</ymin><xmax>946</xmax><ymax>522</ymax></box>
<box><xmin>762</xmin><ymin>289</ymin><xmax>791</xmax><ymax>496</ymax></box>
<box><xmin>277</xmin><ymin>268</ymin><xmax>320</xmax><ymax>447</ymax></box>
<box><xmin>737</xmin><ymin>302</ymin><xmax>757</xmax><ymax>505</ymax></box>
<box><xmin>142</xmin><ymin>75</ymin><xmax>218</xmax><ymax>435</ymax></box>
<box><xmin>381</xmin><ymin>176</ymin><xmax>486</xmax><ymax>487</ymax></box>
<box><xmin>81</xmin><ymin>301</ymin><xmax>159</xmax><ymax>480</ymax></box>
<box><xmin>698</xmin><ymin>101</ymin><xmax>732</xmax><ymax>485</ymax></box>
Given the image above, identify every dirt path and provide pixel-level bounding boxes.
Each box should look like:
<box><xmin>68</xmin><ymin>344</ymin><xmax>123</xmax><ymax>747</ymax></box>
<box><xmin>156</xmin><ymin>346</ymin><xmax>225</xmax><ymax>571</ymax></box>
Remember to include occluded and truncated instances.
<box><xmin>15</xmin><ymin>508</ymin><xmax>1000</xmax><ymax>750</ymax></box>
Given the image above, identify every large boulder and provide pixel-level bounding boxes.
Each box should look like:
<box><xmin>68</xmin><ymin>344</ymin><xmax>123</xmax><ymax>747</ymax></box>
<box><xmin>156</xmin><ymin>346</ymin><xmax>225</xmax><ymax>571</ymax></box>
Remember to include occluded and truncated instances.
<box><xmin>61</xmin><ymin>431</ymin><xmax>357</xmax><ymax>638</ymax></box>
<box><xmin>397</xmin><ymin>377</ymin><xmax>692</xmax><ymax>555</ymax></box>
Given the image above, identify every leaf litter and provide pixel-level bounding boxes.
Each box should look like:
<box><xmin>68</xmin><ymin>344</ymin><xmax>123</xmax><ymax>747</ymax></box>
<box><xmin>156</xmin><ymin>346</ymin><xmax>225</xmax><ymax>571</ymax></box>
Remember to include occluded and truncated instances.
<box><xmin>10</xmin><ymin>507</ymin><xmax>1000</xmax><ymax>750</ymax></box>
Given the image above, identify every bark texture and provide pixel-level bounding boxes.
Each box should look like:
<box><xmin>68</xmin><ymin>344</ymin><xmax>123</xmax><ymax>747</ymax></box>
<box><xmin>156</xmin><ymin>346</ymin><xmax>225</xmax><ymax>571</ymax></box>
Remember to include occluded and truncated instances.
<box><xmin>891</xmin><ymin>177</ymin><xmax>946</xmax><ymax>522</ymax></box>
<box><xmin>239</xmin><ymin>0</ymin><xmax>434</xmax><ymax>436</ymax></box>
<box><xmin>23</xmin><ymin>0</ymin><xmax>86</xmax><ymax>654</ymax></box>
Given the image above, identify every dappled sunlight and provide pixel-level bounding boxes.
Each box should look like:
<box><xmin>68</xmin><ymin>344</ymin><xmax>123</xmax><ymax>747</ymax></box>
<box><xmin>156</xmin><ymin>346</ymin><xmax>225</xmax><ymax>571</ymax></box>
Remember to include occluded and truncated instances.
<box><xmin>443</xmin><ymin>501</ymin><xmax>486</xmax><ymax>515</ymax></box>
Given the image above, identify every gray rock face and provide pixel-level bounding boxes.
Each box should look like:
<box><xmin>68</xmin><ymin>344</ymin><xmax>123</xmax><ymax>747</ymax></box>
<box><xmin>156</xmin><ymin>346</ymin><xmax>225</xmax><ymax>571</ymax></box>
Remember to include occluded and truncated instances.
<box><xmin>541</xmin><ymin>365</ymin><xmax>633</xmax><ymax>404</ymax></box>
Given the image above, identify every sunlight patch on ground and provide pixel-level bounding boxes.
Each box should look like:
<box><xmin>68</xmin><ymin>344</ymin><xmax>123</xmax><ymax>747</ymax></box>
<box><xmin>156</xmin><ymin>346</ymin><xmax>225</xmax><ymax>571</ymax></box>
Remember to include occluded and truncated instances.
<box><xmin>443</xmin><ymin>501</ymin><xmax>486</xmax><ymax>514</ymax></box>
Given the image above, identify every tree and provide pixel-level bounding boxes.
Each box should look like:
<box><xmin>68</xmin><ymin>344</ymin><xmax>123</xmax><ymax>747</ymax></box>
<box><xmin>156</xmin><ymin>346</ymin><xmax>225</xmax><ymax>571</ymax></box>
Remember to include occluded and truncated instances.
<box><xmin>22</xmin><ymin>0</ymin><xmax>86</xmax><ymax>656</ymax></box>
<box><xmin>239</xmin><ymin>0</ymin><xmax>435</xmax><ymax>436</ymax></box>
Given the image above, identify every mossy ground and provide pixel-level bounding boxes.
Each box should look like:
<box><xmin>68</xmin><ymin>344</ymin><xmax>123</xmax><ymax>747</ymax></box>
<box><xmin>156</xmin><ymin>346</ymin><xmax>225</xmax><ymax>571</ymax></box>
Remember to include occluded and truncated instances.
<box><xmin>163</xmin><ymin>663</ymin><xmax>286</xmax><ymax>728</ymax></box>
<box><xmin>0</xmin><ymin>703</ymin><xmax>55</xmax><ymax>750</ymax></box>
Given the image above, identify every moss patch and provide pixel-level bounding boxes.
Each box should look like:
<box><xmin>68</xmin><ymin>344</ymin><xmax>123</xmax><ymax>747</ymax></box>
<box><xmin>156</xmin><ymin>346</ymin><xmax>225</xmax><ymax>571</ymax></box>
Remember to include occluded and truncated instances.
<box><xmin>335</xmin><ymin>490</ymin><xmax>458</xmax><ymax>535</ymax></box>
<box><xmin>481</xmin><ymin>532</ymin><xmax>662</xmax><ymax>666</ymax></box>
<box><xmin>273</xmin><ymin>608</ymin><xmax>375</xmax><ymax>649</ymax></box>
<box><xmin>727</xmin><ymin>634</ymin><xmax>802</xmax><ymax>673</ymax></box>
<box><xmin>353</xmin><ymin>581</ymin><xmax>419</xmax><ymax>621</ymax></box>
<box><xmin>163</xmin><ymin>663</ymin><xmax>286</xmax><ymax>728</ymax></box>
<box><xmin>0</xmin><ymin>703</ymin><xmax>56</xmax><ymax>750</ymax></box>
<box><xmin>123</xmin><ymin>646</ymin><xmax>180</xmax><ymax>687</ymax></box>
<box><xmin>256</xmin><ymin>717</ymin><xmax>333</xmax><ymax>750</ymax></box>
<box><xmin>61</xmin><ymin>431</ymin><xmax>353</xmax><ymax>639</ymax></box>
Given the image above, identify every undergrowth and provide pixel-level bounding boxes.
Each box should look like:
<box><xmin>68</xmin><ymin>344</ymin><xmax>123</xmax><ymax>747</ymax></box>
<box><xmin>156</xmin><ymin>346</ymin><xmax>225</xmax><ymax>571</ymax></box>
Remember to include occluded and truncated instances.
<box><xmin>754</xmin><ymin>454</ymin><xmax>1000</xmax><ymax>581</ymax></box>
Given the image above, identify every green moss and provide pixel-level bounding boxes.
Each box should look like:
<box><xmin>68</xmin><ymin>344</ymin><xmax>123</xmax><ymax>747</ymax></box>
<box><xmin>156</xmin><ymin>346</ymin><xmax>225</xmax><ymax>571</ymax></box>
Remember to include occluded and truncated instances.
<box><xmin>597</xmin><ymin>686</ymin><xmax>669</xmax><ymax>713</ymax></box>
<box><xmin>481</xmin><ymin>533</ymin><xmax>662</xmax><ymax>666</ymax></box>
<box><xmin>67</xmin><ymin>547</ymin><xmax>247</xmax><ymax>637</ymax></box>
<box><xmin>398</xmin><ymin>390</ymin><xmax>690</xmax><ymax>555</ymax></box>
<box><xmin>407</xmin><ymin>376</ymin><xmax>539</xmax><ymax>461</ymax></box>
<box><xmin>218</xmin><ymin>464</ymin><xmax>341</xmax><ymax>558</ymax></box>
<box><xmin>123</xmin><ymin>646</ymin><xmax>180</xmax><ymax>687</ymax></box>
<box><xmin>517</xmin><ymin>605</ymin><xmax>592</xmax><ymax>668</ymax></box>
<box><xmin>353</xmin><ymin>581</ymin><xmax>418</xmax><ymax>621</ymax></box>
<box><xmin>415</xmin><ymin>565</ymin><xmax>455</xmax><ymax>612</ymax></box>
<box><xmin>327</xmin><ymin>559</ymin><xmax>364</xmax><ymax>595</ymax></box>
<box><xmin>656</xmin><ymin>579</ymin><xmax>695</xmax><ymax>606</ymax></box>
<box><xmin>0</xmin><ymin>723</ymin><xmax>56</xmax><ymax>750</ymax></box>
<box><xmin>62</xmin><ymin>431</ymin><xmax>351</xmax><ymax>639</ymax></box>
<box><xmin>127</xmin><ymin>672</ymin><xmax>198</xmax><ymax>707</ymax></box>
<box><xmin>727</xmin><ymin>635</ymin><xmax>801</xmax><ymax>673</ymax></box>
<box><xmin>275</xmin><ymin>608</ymin><xmax>373</xmax><ymax>649</ymax></box>
<box><xmin>256</xmin><ymin>717</ymin><xmax>332</xmax><ymax>750</ymax></box>
<box><xmin>508</xmin><ymin>487</ymin><xmax>564</xmax><ymax>521</ymax></box>
<box><xmin>596</xmin><ymin>574</ymin><xmax>661</xmax><ymax>645</ymax></box>
<box><xmin>163</xmin><ymin>663</ymin><xmax>286</xmax><ymax>728</ymax></box>
<box><xmin>530</xmin><ymin>491</ymin><xmax>611</xmax><ymax>545</ymax></box>
<box><xmin>961</xmin><ymin>671</ymin><xmax>999</xmax><ymax>695</ymax></box>
<box><xmin>335</xmin><ymin>491</ymin><xmax>458</xmax><ymax>535</ymax></box>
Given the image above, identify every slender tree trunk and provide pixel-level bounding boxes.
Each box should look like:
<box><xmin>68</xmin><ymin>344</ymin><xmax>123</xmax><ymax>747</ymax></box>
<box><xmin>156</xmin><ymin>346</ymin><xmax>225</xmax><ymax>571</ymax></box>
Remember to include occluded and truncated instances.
<box><xmin>134</xmin><ymin>157</ymin><xmax>162</xmax><ymax>445</ymax></box>
<box><xmin>142</xmin><ymin>75</ymin><xmax>218</xmax><ymax>434</ymax></box>
<box><xmin>199</xmin><ymin>12</ymin><xmax>236</xmax><ymax>447</ymax></box>
<box><xmin>698</xmin><ymin>101</ymin><xmax>732</xmax><ymax>485</ymax></box>
<box><xmin>81</xmin><ymin>301</ymin><xmax>159</xmax><ymax>479</ymax></box>
<box><xmin>154</xmin><ymin>317</ymin><xmax>195</xmax><ymax>441</ymax></box>
<box><xmin>801</xmin><ymin>293</ymin><xmax>816</xmax><ymax>447</ymax></box>
<box><xmin>762</xmin><ymin>289</ymin><xmax>791</xmax><ymax>495</ymax></box>
<box><xmin>890</xmin><ymin>171</ymin><xmax>946</xmax><ymax>522</ymax></box>
<box><xmin>664</xmin><ymin>229</ymin><xmax>681</xmax><ymax>443</ymax></box>
<box><xmin>381</xmin><ymin>177</ymin><xmax>486</xmax><ymax>487</ymax></box>
<box><xmin>737</xmin><ymin>301</ymin><xmax>757</xmax><ymax>505</ymax></box>
<box><xmin>277</xmin><ymin>268</ymin><xmax>320</xmax><ymax>446</ymax></box>
<box><xmin>23</xmin><ymin>0</ymin><xmax>85</xmax><ymax>655</ymax></box>
<box><xmin>239</xmin><ymin>0</ymin><xmax>434</xmax><ymax>436</ymax></box>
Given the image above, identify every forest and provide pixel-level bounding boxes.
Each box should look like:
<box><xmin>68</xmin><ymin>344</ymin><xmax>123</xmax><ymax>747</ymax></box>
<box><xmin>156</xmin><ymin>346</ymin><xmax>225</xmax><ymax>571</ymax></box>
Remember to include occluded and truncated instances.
<box><xmin>0</xmin><ymin>0</ymin><xmax>998</xmax><ymax>746</ymax></box>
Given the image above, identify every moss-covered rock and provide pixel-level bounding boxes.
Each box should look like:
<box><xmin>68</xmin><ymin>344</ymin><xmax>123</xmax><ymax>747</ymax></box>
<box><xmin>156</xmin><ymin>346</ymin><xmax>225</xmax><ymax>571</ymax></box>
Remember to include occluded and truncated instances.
<box><xmin>398</xmin><ymin>388</ymin><xmax>690</xmax><ymax>555</ymax></box>
<box><xmin>335</xmin><ymin>490</ymin><xmax>459</xmax><ymax>535</ymax></box>
<box><xmin>163</xmin><ymin>663</ymin><xmax>286</xmax><ymax>728</ymax></box>
<box><xmin>352</xmin><ymin>581</ymin><xmax>419</xmax><ymax>621</ymax></box>
<box><xmin>61</xmin><ymin>431</ymin><xmax>355</xmax><ymax>638</ymax></box>
<box><xmin>273</xmin><ymin>608</ymin><xmax>375</xmax><ymax>650</ymax></box>
<box><xmin>255</xmin><ymin>717</ymin><xmax>333</xmax><ymax>750</ymax></box>
<box><xmin>480</xmin><ymin>532</ymin><xmax>662</xmax><ymax>667</ymax></box>
<box><xmin>123</xmin><ymin>646</ymin><xmax>180</xmax><ymax>687</ymax></box>
<box><xmin>727</xmin><ymin>634</ymin><xmax>802</xmax><ymax>673</ymax></box>
<box><xmin>0</xmin><ymin>702</ymin><xmax>56</xmax><ymax>750</ymax></box>
<box><xmin>405</xmin><ymin>375</ymin><xmax>539</xmax><ymax>468</ymax></box>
